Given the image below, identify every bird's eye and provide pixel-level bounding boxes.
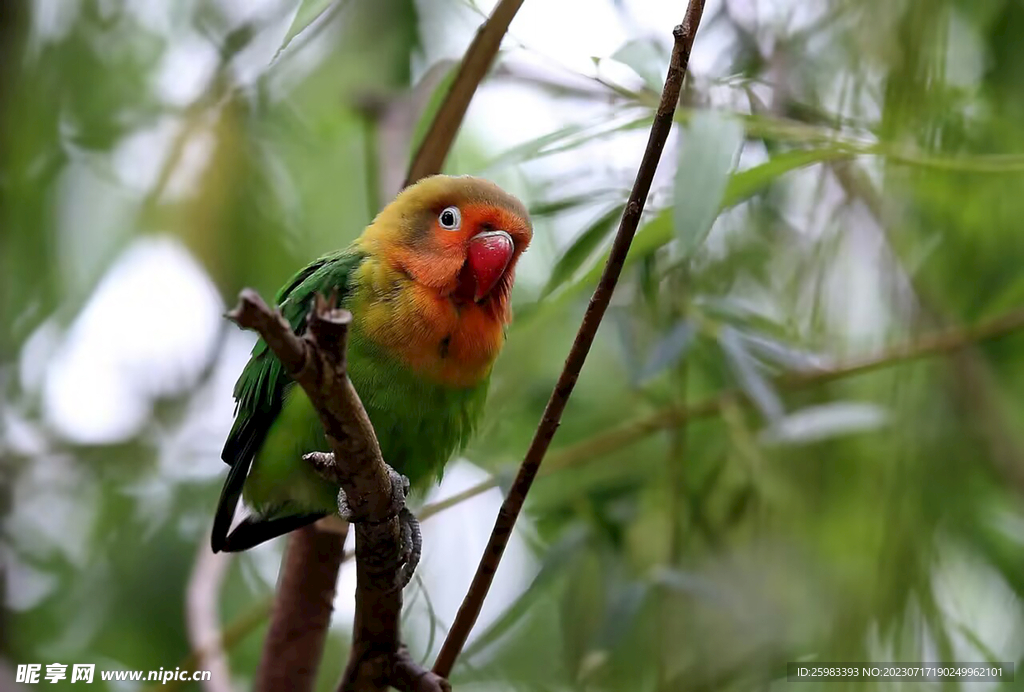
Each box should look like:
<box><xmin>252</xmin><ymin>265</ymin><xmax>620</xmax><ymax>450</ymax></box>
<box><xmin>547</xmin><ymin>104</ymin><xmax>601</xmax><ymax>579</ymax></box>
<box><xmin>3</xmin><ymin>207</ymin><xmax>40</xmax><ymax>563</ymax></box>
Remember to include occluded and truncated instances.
<box><xmin>438</xmin><ymin>206</ymin><xmax>461</xmax><ymax>231</ymax></box>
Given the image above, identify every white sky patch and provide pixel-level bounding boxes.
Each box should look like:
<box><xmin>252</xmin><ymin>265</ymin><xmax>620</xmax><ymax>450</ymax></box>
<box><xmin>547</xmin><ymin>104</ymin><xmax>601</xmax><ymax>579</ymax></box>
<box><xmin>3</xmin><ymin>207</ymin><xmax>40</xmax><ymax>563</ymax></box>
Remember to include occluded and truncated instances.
<box><xmin>123</xmin><ymin>0</ymin><xmax>175</xmax><ymax>37</ymax></box>
<box><xmin>218</xmin><ymin>0</ymin><xmax>289</xmax><ymax>26</ymax></box>
<box><xmin>5</xmin><ymin>453</ymin><xmax>98</xmax><ymax>568</ymax></box>
<box><xmin>152</xmin><ymin>32</ymin><xmax>220</xmax><ymax>107</ymax></box>
<box><xmin>110</xmin><ymin>117</ymin><xmax>181</xmax><ymax>194</ymax></box>
<box><xmin>933</xmin><ymin>540</ymin><xmax>1024</xmax><ymax>663</ymax></box>
<box><xmin>508</xmin><ymin>0</ymin><xmax>628</xmax><ymax>76</ymax></box>
<box><xmin>158</xmin><ymin>328</ymin><xmax>256</xmax><ymax>485</ymax></box>
<box><xmin>464</xmin><ymin>81</ymin><xmax>566</xmax><ymax>154</ymax></box>
<box><xmin>29</xmin><ymin>0</ymin><xmax>81</xmax><ymax>45</ymax></box>
<box><xmin>4</xmin><ymin>552</ymin><xmax>60</xmax><ymax>612</ymax></box>
<box><xmin>43</xmin><ymin>237</ymin><xmax>223</xmax><ymax>444</ymax></box>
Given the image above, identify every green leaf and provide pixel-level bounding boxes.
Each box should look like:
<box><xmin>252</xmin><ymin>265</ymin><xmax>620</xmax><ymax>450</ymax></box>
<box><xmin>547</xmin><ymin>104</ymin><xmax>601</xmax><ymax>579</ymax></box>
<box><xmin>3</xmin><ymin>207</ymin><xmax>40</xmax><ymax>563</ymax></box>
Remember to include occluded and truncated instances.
<box><xmin>733</xmin><ymin>330</ymin><xmax>830</xmax><ymax>372</ymax></box>
<box><xmin>759</xmin><ymin>402</ymin><xmax>889</xmax><ymax>445</ymax></box>
<box><xmin>638</xmin><ymin>320</ymin><xmax>695</xmax><ymax>382</ymax></box>
<box><xmin>547</xmin><ymin>146</ymin><xmax>851</xmax><ymax>305</ymax></box>
<box><xmin>720</xmin><ymin>147</ymin><xmax>854</xmax><ymax>207</ymax></box>
<box><xmin>530</xmin><ymin>192</ymin><xmax>620</xmax><ymax>218</ymax></box>
<box><xmin>541</xmin><ymin>204</ymin><xmax>625</xmax><ymax>297</ymax></box>
<box><xmin>719</xmin><ymin>326</ymin><xmax>784</xmax><ymax>421</ymax></box>
<box><xmin>673</xmin><ymin>111</ymin><xmax>745</xmax><ymax>260</ymax></box>
<box><xmin>593</xmin><ymin>580</ymin><xmax>649</xmax><ymax>651</ymax></box>
<box><xmin>488</xmin><ymin>114</ymin><xmax>650</xmax><ymax>168</ymax></box>
<box><xmin>651</xmin><ymin>567</ymin><xmax>728</xmax><ymax>605</ymax></box>
<box><xmin>610</xmin><ymin>39</ymin><xmax>667</xmax><ymax>90</ymax></box>
<box><xmin>278</xmin><ymin>0</ymin><xmax>344</xmax><ymax>55</ymax></box>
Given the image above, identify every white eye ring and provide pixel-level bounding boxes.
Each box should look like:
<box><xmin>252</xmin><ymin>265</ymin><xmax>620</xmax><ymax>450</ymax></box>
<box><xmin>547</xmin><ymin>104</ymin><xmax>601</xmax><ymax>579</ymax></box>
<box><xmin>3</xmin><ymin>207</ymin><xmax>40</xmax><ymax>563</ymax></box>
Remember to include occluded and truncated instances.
<box><xmin>438</xmin><ymin>206</ymin><xmax>461</xmax><ymax>231</ymax></box>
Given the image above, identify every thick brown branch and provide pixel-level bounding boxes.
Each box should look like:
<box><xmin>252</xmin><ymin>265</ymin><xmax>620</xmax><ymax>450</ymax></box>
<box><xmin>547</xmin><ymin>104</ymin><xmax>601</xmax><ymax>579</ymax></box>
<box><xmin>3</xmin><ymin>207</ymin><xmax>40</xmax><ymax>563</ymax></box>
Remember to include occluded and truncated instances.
<box><xmin>403</xmin><ymin>0</ymin><xmax>525</xmax><ymax>187</ymax></box>
<box><xmin>235</xmin><ymin>0</ymin><xmax>528</xmax><ymax>687</ymax></box>
<box><xmin>228</xmin><ymin>291</ymin><xmax>423</xmax><ymax>692</ymax></box>
<box><xmin>227</xmin><ymin>289</ymin><xmax>307</xmax><ymax>373</ymax></box>
<box><xmin>390</xmin><ymin>648</ymin><xmax>450</xmax><ymax>692</ymax></box>
<box><xmin>431</xmin><ymin>0</ymin><xmax>708</xmax><ymax>678</ymax></box>
<box><xmin>255</xmin><ymin>525</ymin><xmax>348</xmax><ymax>692</ymax></box>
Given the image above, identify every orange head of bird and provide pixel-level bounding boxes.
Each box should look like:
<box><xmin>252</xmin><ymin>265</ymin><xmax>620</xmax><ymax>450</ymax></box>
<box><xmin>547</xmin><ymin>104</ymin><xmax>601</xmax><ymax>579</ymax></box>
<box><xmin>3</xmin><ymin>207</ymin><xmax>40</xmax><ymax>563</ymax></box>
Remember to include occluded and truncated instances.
<box><xmin>365</xmin><ymin>175</ymin><xmax>533</xmax><ymax>322</ymax></box>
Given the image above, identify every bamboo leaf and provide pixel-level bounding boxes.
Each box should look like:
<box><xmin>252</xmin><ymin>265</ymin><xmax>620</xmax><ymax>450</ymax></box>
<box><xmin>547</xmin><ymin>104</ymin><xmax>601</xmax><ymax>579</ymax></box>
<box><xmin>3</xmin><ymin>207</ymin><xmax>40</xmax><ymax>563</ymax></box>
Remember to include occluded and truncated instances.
<box><xmin>721</xmin><ymin>147</ymin><xmax>854</xmax><ymax>206</ymax></box>
<box><xmin>278</xmin><ymin>0</ymin><xmax>344</xmax><ymax>55</ymax></box>
<box><xmin>610</xmin><ymin>39</ymin><xmax>668</xmax><ymax>90</ymax></box>
<box><xmin>759</xmin><ymin>402</ymin><xmax>889</xmax><ymax>445</ymax></box>
<box><xmin>734</xmin><ymin>330</ymin><xmax>831</xmax><ymax>372</ymax></box>
<box><xmin>462</xmin><ymin>526</ymin><xmax>590</xmax><ymax>659</ymax></box>
<box><xmin>542</xmin><ymin>204</ymin><xmax>625</xmax><ymax>297</ymax></box>
<box><xmin>530</xmin><ymin>191</ymin><xmax>621</xmax><ymax>218</ymax></box>
<box><xmin>550</xmin><ymin>146</ymin><xmax>842</xmax><ymax>305</ymax></box>
<box><xmin>638</xmin><ymin>320</ymin><xmax>695</xmax><ymax>382</ymax></box>
<box><xmin>719</xmin><ymin>326</ymin><xmax>784</xmax><ymax>422</ymax></box>
<box><xmin>488</xmin><ymin>114</ymin><xmax>650</xmax><ymax>168</ymax></box>
<box><xmin>674</xmin><ymin>111</ymin><xmax>745</xmax><ymax>259</ymax></box>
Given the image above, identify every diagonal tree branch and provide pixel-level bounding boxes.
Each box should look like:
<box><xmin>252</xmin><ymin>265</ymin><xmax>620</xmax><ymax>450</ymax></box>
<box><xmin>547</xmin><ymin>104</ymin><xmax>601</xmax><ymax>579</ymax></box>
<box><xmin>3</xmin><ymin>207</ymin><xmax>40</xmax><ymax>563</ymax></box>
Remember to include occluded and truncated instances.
<box><xmin>229</xmin><ymin>291</ymin><xmax>444</xmax><ymax>692</ymax></box>
<box><xmin>404</xmin><ymin>0</ymin><xmax>525</xmax><ymax>187</ymax></box>
<box><xmin>192</xmin><ymin>301</ymin><xmax>1024</xmax><ymax>685</ymax></box>
<box><xmin>431</xmin><ymin>0</ymin><xmax>709</xmax><ymax>677</ymax></box>
<box><xmin>246</xmin><ymin>0</ymin><xmax>528</xmax><ymax>687</ymax></box>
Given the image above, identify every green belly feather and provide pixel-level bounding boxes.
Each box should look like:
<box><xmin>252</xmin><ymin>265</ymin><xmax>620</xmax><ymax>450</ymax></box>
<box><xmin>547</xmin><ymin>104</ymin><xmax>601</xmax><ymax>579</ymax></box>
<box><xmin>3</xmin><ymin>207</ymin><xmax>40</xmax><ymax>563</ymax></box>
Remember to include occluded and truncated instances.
<box><xmin>242</xmin><ymin>329</ymin><xmax>489</xmax><ymax>517</ymax></box>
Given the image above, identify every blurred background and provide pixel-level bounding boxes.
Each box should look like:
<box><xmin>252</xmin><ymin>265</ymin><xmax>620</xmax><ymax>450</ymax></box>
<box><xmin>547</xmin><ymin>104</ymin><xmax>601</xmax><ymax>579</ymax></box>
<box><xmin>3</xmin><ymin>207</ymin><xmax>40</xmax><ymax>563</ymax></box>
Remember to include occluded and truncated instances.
<box><xmin>5</xmin><ymin>0</ymin><xmax>1024</xmax><ymax>689</ymax></box>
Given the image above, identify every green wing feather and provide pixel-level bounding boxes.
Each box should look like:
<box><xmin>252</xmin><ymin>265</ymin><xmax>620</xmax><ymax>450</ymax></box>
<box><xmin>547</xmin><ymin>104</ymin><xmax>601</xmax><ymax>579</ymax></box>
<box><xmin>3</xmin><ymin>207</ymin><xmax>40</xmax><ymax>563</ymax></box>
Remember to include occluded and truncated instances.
<box><xmin>211</xmin><ymin>248</ymin><xmax>366</xmax><ymax>552</ymax></box>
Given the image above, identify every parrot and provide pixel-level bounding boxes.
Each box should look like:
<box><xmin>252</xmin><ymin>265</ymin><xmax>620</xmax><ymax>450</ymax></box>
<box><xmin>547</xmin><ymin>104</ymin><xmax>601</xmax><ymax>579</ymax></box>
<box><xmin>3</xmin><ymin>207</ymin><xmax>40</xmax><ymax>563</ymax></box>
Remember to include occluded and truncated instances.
<box><xmin>211</xmin><ymin>175</ymin><xmax>533</xmax><ymax>553</ymax></box>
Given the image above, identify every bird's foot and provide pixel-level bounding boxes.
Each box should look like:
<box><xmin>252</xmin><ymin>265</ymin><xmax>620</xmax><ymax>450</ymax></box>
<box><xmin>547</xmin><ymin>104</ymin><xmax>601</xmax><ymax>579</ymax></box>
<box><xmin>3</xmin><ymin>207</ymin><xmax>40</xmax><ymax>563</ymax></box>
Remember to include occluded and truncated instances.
<box><xmin>396</xmin><ymin>505</ymin><xmax>422</xmax><ymax>590</ymax></box>
<box><xmin>336</xmin><ymin>487</ymin><xmax>354</xmax><ymax>522</ymax></box>
<box><xmin>304</xmin><ymin>451</ymin><xmax>341</xmax><ymax>483</ymax></box>
<box><xmin>333</xmin><ymin>466</ymin><xmax>420</xmax><ymax>590</ymax></box>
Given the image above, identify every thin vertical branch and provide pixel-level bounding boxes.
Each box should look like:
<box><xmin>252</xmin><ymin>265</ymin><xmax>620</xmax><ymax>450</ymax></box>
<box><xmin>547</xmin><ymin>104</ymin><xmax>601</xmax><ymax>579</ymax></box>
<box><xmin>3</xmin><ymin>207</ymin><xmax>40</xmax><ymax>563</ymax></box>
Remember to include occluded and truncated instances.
<box><xmin>431</xmin><ymin>0</ymin><xmax>709</xmax><ymax>677</ymax></box>
<box><xmin>185</xmin><ymin>545</ymin><xmax>234</xmax><ymax>692</ymax></box>
<box><xmin>404</xmin><ymin>0</ymin><xmax>525</xmax><ymax>186</ymax></box>
<box><xmin>255</xmin><ymin>524</ymin><xmax>348</xmax><ymax>691</ymax></box>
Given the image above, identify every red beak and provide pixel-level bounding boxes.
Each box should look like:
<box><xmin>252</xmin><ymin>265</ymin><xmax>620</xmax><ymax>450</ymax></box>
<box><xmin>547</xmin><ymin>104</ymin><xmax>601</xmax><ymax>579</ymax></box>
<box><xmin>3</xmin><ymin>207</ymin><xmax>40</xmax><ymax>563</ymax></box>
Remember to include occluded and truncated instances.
<box><xmin>466</xmin><ymin>230</ymin><xmax>514</xmax><ymax>302</ymax></box>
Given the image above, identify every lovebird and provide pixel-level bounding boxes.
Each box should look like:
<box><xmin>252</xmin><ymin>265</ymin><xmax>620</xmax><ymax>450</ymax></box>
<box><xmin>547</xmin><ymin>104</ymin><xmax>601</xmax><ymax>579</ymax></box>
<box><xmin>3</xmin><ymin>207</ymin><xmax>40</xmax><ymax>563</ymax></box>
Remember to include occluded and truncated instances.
<box><xmin>211</xmin><ymin>175</ymin><xmax>533</xmax><ymax>552</ymax></box>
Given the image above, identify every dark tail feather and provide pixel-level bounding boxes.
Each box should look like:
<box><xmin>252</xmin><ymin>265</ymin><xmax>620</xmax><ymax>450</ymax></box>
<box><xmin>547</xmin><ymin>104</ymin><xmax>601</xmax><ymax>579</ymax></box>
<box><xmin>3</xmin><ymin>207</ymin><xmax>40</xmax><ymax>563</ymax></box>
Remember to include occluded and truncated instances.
<box><xmin>211</xmin><ymin>456</ymin><xmax>251</xmax><ymax>553</ymax></box>
<box><xmin>211</xmin><ymin>453</ymin><xmax>329</xmax><ymax>552</ymax></box>
<box><xmin>219</xmin><ymin>512</ymin><xmax>328</xmax><ymax>552</ymax></box>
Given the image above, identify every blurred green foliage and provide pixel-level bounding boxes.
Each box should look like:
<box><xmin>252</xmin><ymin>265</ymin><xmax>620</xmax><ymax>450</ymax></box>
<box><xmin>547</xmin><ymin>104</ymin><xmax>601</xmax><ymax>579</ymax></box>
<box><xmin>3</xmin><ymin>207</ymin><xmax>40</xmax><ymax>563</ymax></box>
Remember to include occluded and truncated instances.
<box><xmin>4</xmin><ymin>0</ymin><xmax>1024</xmax><ymax>690</ymax></box>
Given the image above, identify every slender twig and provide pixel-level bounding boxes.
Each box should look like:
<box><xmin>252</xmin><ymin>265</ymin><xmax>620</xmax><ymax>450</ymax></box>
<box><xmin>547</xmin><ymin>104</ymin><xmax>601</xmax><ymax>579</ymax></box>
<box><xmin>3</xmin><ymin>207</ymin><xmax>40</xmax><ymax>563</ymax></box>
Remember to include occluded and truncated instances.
<box><xmin>831</xmin><ymin>159</ymin><xmax>1024</xmax><ymax>492</ymax></box>
<box><xmin>194</xmin><ymin>302</ymin><xmax>1024</xmax><ymax>677</ymax></box>
<box><xmin>431</xmin><ymin>1</ymin><xmax>708</xmax><ymax>677</ymax></box>
<box><xmin>403</xmin><ymin>0</ymin><xmax>525</xmax><ymax>186</ymax></box>
<box><xmin>185</xmin><ymin>545</ymin><xmax>233</xmax><ymax>692</ymax></box>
